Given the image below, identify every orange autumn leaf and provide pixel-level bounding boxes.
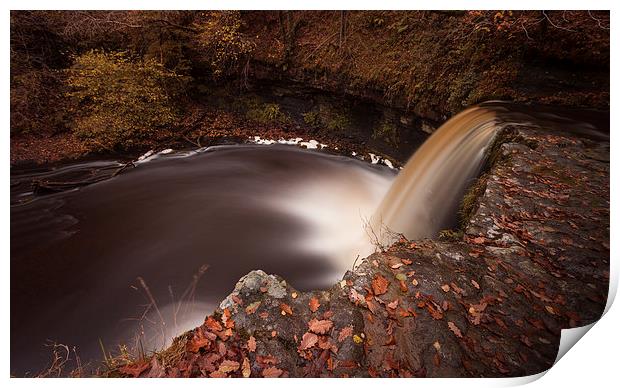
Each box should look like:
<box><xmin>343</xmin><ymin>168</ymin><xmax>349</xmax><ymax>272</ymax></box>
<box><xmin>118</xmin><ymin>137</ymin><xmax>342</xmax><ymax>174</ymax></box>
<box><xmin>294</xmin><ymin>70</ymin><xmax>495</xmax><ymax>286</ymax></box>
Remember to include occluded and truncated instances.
<box><xmin>242</xmin><ymin>357</ymin><xmax>251</xmax><ymax>377</ymax></box>
<box><xmin>222</xmin><ymin>308</ymin><xmax>234</xmax><ymax>329</ymax></box>
<box><xmin>262</xmin><ymin>366</ymin><xmax>284</xmax><ymax>378</ymax></box>
<box><xmin>280</xmin><ymin>303</ymin><xmax>293</xmax><ymax>316</ymax></box>
<box><xmin>337</xmin><ymin>325</ymin><xmax>353</xmax><ymax>342</ymax></box>
<box><xmin>448</xmin><ymin>321</ymin><xmax>463</xmax><ymax>338</ymax></box>
<box><xmin>472</xmin><ymin>236</ymin><xmax>486</xmax><ymax>244</ymax></box>
<box><xmin>308</xmin><ymin>318</ymin><xmax>333</xmax><ymax>334</ymax></box>
<box><xmin>309</xmin><ymin>297</ymin><xmax>321</xmax><ymax>312</ymax></box>
<box><xmin>187</xmin><ymin>336</ymin><xmax>211</xmax><ymax>353</ymax></box>
<box><xmin>300</xmin><ymin>332</ymin><xmax>318</xmax><ymax>350</ymax></box>
<box><xmin>218</xmin><ymin>359</ymin><xmax>240</xmax><ymax>373</ymax></box>
<box><xmin>372</xmin><ymin>274</ymin><xmax>389</xmax><ymax>295</ymax></box>
<box><xmin>247</xmin><ymin>335</ymin><xmax>257</xmax><ymax>352</ymax></box>
<box><xmin>245</xmin><ymin>301</ymin><xmax>261</xmax><ymax>314</ymax></box>
<box><xmin>118</xmin><ymin>361</ymin><xmax>150</xmax><ymax>377</ymax></box>
<box><xmin>205</xmin><ymin>316</ymin><xmax>223</xmax><ymax>332</ymax></box>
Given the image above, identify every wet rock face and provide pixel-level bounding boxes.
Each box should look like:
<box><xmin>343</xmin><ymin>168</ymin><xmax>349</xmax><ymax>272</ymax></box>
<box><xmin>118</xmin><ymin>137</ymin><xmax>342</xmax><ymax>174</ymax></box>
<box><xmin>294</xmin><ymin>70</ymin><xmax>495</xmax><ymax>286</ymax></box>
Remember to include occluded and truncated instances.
<box><xmin>121</xmin><ymin>126</ymin><xmax>608</xmax><ymax>378</ymax></box>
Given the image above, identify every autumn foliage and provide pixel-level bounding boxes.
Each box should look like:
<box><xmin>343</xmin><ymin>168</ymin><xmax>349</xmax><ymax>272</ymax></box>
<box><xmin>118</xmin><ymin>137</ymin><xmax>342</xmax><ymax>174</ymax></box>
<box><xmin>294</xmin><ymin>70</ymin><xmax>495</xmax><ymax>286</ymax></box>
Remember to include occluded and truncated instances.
<box><xmin>64</xmin><ymin>51</ymin><xmax>189</xmax><ymax>151</ymax></box>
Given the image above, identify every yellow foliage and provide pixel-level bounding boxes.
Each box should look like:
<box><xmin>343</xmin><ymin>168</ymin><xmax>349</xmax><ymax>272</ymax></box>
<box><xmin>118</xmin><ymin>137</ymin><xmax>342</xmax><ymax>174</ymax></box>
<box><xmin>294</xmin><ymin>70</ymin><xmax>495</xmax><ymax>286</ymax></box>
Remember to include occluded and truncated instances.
<box><xmin>64</xmin><ymin>50</ymin><xmax>188</xmax><ymax>151</ymax></box>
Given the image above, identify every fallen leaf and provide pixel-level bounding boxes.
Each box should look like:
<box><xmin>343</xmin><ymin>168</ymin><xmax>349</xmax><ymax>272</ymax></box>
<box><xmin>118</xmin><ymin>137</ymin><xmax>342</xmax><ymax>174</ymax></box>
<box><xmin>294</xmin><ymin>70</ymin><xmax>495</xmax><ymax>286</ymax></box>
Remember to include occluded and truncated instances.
<box><xmin>387</xmin><ymin>299</ymin><xmax>399</xmax><ymax>309</ymax></box>
<box><xmin>447</xmin><ymin>321</ymin><xmax>463</xmax><ymax>338</ymax></box>
<box><xmin>245</xmin><ymin>301</ymin><xmax>261</xmax><ymax>315</ymax></box>
<box><xmin>210</xmin><ymin>370</ymin><xmax>227</xmax><ymax>378</ymax></box>
<box><xmin>401</xmin><ymin>259</ymin><xmax>413</xmax><ymax>265</ymax></box>
<box><xmin>308</xmin><ymin>318</ymin><xmax>333</xmax><ymax>334</ymax></box>
<box><xmin>309</xmin><ymin>297</ymin><xmax>321</xmax><ymax>312</ymax></box>
<box><xmin>218</xmin><ymin>360</ymin><xmax>240</xmax><ymax>373</ymax></box>
<box><xmin>352</xmin><ymin>334</ymin><xmax>363</xmax><ymax>344</ymax></box>
<box><xmin>280</xmin><ymin>303</ymin><xmax>293</xmax><ymax>316</ymax></box>
<box><xmin>262</xmin><ymin>366</ymin><xmax>283</xmax><ymax>378</ymax></box>
<box><xmin>472</xmin><ymin>236</ymin><xmax>486</xmax><ymax>244</ymax></box>
<box><xmin>247</xmin><ymin>336</ymin><xmax>256</xmax><ymax>352</ymax></box>
<box><xmin>271</xmin><ymin>330</ymin><xmax>277</xmax><ymax>337</ymax></box>
<box><xmin>372</xmin><ymin>275</ymin><xmax>389</xmax><ymax>295</ymax></box>
<box><xmin>300</xmin><ymin>332</ymin><xmax>318</xmax><ymax>350</ymax></box>
<box><xmin>471</xmin><ymin>280</ymin><xmax>480</xmax><ymax>289</ymax></box>
<box><xmin>391</xmin><ymin>263</ymin><xmax>404</xmax><ymax>269</ymax></box>
<box><xmin>338</xmin><ymin>325</ymin><xmax>353</xmax><ymax>342</ymax></box>
<box><xmin>205</xmin><ymin>316</ymin><xmax>223</xmax><ymax>332</ymax></box>
<box><xmin>412</xmin><ymin>279</ymin><xmax>419</xmax><ymax>286</ymax></box>
<box><xmin>119</xmin><ymin>361</ymin><xmax>150</xmax><ymax>377</ymax></box>
<box><xmin>291</xmin><ymin>292</ymin><xmax>298</xmax><ymax>299</ymax></box>
<box><xmin>242</xmin><ymin>357</ymin><xmax>251</xmax><ymax>377</ymax></box>
<box><xmin>187</xmin><ymin>336</ymin><xmax>211</xmax><ymax>353</ymax></box>
<box><xmin>366</xmin><ymin>298</ymin><xmax>378</xmax><ymax>314</ymax></box>
<box><xmin>222</xmin><ymin>308</ymin><xmax>234</xmax><ymax>329</ymax></box>
<box><xmin>232</xmin><ymin>294</ymin><xmax>243</xmax><ymax>305</ymax></box>
<box><xmin>545</xmin><ymin>305</ymin><xmax>556</xmax><ymax>315</ymax></box>
<box><xmin>441</xmin><ymin>284</ymin><xmax>450</xmax><ymax>292</ymax></box>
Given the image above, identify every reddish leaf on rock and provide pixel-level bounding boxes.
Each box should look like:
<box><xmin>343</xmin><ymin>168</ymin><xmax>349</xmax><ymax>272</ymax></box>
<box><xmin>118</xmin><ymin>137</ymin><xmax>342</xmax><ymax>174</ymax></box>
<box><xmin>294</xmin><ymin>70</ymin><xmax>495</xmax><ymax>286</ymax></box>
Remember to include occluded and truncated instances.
<box><xmin>391</xmin><ymin>263</ymin><xmax>404</xmax><ymax>269</ymax></box>
<box><xmin>119</xmin><ymin>361</ymin><xmax>150</xmax><ymax>377</ymax></box>
<box><xmin>472</xmin><ymin>236</ymin><xmax>486</xmax><ymax>244</ymax></box>
<box><xmin>218</xmin><ymin>360</ymin><xmax>240</xmax><ymax>373</ymax></box>
<box><xmin>280</xmin><ymin>303</ymin><xmax>293</xmax><ymax>316</ymax></box>
<box><xmin>308</xmin><ymin>318</ymin><xmax>333</xmax><ymax>334</ymax></box>
<box><xmin>447</xmin><ymin>321</ymin><xmax>463</xmax><ymax>338</ymax></box>
<box><xmin>309</xmin><ymin>297</ymin><xmax>321</xmax><ymax>312</ymax></box>
<box><xmin>338</xmin><ymin>325</ymin><xmax>354</xmax><ymax>342</ymax></box>
<box><xmin>401</xmin><ymin>259</ymin><xmax>413</xmax><ymax>265</ymax></box>
<box><xmin>242</xmin><ymin>357</ymin><xmax>251</xmax><ymax>378</ymax></box>
<box><xmin>300</xmin><ymin>332</ymin><xmax>318</xmax><ymax>350</ymax></box>
<box><xmin>245</xmin><ymin>301</ymin><xmax>261</xmax><ymax>315</ymax></box>
<box><xmin>205</xmin><ymin>316</ymin><xmax>223</xmax><ymax>332</ymax></box>
<box><xmin>222</xmin><ymin>308</ymin><xmax>234</xmax><ymax>329</ymax></box>
<box><xmin>366</xmin><ymin>299</ymin><xmax>378</xmax><ymax>314</ymax></box>
<box><xmin>210</xmin><ymin>370</ymin><xmax>227</xmax><ymax>378</ymax></box>
<box><xmin>247</xmin><ymin>336</ymin><xmax>257</xmax><ymax>352</ymax></box>
<box><xmin>187</xmin><ymin>336</ymin><xmax>211</xmax><ymax>353</ymax></box>
<box><xmin>256</xmin><ymin>355</ymin><xmax>278</xmax><ymax>365</ymax></box>
<box><xmin>232</xmin><ymin>294</ymin><xmax>243</xmax><ymax>306</ymax></box>
<box><xmin>372</xmin><ymin>275</ymin><xmax>389</xmax><ymax>295</ymax></box>
<box><xmin>387</xmin><ymin>299</ymin><xmax>399</xmax><ymax>310</ymax></box>
<box><xmin>440</xmin><ymin>284</ymin><xmax>450</xmax><ymax>293</ymax></box>
<box><xmin>262</xmin><ymin>366</ymin><xmax>284</xmax><ymax>378</ymax></box>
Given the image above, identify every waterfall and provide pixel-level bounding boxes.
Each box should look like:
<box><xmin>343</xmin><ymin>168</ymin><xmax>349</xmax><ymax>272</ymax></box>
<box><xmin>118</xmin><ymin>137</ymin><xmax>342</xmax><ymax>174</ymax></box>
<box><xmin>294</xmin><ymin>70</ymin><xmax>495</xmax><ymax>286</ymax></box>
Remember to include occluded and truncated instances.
<box><xmin>370</xmin><ymin>106</ymin><xmax>500</xmax><ymax>243</ymax></box>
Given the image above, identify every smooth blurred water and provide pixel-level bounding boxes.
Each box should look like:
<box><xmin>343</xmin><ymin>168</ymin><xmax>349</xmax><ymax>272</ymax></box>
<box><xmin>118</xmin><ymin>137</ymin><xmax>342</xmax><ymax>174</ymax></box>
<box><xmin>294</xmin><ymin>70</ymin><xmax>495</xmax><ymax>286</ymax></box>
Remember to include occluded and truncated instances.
<box><xmin>10</xmin><ymin>145</ymin><xmax>395</xmax><ymax>375</ymax></box>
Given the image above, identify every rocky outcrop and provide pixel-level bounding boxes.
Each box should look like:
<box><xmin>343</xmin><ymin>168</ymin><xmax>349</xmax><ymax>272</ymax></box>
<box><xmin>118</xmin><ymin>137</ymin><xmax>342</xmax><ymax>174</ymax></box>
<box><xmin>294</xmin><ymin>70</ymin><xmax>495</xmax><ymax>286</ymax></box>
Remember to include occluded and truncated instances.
<box><xmin>118</xmin><ymin>125</ymin><xmax>609</xmax><ymax>378</ymax></box>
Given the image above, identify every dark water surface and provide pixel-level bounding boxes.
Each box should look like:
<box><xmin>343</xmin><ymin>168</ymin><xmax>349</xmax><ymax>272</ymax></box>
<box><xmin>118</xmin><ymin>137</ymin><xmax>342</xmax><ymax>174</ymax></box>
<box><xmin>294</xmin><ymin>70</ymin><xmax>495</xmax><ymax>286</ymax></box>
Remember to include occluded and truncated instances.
<box><xmin>10</xmin><ymin>102</ymin><xmax>608</xmax><ymax>375</ymax></box>
<box><xmin>11</xmin><ymin>145</ymin><xmax>395</xmax><ymax>375</ymax></box>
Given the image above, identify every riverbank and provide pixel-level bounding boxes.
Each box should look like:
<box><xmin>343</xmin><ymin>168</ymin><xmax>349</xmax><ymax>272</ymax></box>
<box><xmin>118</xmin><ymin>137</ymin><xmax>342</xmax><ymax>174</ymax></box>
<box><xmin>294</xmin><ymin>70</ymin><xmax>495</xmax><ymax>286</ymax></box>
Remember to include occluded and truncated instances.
<box><xmin>103</xmin><ymin>123</ymin><xmax>609</xmax><ymax>378</ymax></box>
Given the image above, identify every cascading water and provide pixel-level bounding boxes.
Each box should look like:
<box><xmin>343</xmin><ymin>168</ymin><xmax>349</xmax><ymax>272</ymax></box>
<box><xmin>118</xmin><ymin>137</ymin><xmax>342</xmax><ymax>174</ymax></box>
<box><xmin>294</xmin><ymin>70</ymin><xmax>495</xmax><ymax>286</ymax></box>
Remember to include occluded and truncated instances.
<box><xmin>10</xmin><ymin>102</ymin><xmax>605</xmax><ymax>375</ymax></box>
<box><xmin>370</xmin><ymin>107</ymin><xmax>499</xmax><ymax>243</ymax></box>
